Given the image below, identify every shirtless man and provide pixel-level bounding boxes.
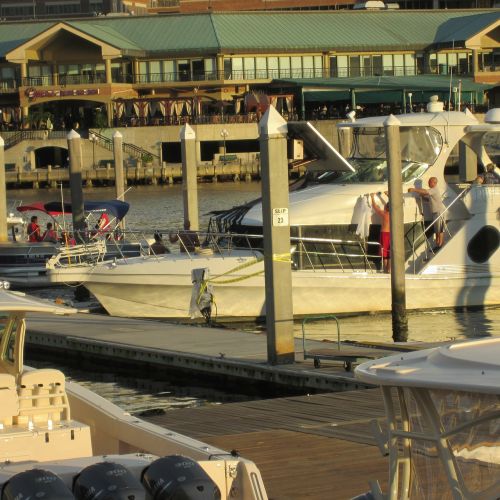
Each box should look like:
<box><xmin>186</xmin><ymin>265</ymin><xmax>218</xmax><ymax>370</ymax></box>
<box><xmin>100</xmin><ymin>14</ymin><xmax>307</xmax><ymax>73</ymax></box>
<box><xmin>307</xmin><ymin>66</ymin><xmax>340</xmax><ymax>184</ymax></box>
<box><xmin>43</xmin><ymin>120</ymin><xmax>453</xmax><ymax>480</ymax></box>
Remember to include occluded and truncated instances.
<box><xmin>370</xmin><ymin>193</ymin><xmax>391</xmax><ymax>273</ymax></box>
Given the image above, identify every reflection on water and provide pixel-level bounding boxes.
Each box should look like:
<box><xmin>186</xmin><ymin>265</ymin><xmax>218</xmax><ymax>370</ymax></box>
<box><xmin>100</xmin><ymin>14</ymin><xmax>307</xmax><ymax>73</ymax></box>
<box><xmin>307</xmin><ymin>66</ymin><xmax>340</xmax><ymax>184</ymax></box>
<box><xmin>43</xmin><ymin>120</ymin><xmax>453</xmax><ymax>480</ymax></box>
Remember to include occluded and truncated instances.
<box><xmin>30</xmin><ymin>359</ymin><xmax>254</xmax><ymax>415</ymax></box>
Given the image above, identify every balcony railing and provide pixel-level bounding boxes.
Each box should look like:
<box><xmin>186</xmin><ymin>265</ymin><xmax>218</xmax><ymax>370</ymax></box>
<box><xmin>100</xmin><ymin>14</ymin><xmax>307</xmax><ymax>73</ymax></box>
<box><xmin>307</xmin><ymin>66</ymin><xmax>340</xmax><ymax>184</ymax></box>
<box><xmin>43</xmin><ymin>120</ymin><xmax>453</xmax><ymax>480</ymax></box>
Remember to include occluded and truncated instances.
<box><xmin>9</xmin><ymin>65</ymin><xmax>479</xmax><ymax>91</ymax></box>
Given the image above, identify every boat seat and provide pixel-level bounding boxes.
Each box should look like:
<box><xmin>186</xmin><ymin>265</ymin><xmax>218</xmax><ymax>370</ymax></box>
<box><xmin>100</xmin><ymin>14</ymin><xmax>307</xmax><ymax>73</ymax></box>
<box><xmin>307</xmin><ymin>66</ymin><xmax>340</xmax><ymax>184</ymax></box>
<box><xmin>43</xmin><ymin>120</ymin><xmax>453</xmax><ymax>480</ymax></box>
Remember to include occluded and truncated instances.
<box><xmin>0</xmin><ymin>374</ymin><xmax>18</xmax><ymax>427</ymax></box>
<box><xmin>14</xmin><ymin>369</ymin><xmax>70</xmax><ymax>427</ymax></box>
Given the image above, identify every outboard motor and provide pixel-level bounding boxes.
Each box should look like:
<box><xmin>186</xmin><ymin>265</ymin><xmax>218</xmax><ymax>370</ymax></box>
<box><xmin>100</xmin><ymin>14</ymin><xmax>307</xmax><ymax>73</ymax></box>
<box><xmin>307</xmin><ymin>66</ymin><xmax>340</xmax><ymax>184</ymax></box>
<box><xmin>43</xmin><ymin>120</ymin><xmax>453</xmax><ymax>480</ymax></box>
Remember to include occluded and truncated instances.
<box><xmin>2</xmin><ymin>469</ymin><xmax>74</xmax><ymax>499</ymax></box>
<box><xmin>73</xmin><ymin>462</ymin><xmax>145</xmax><ymax>500</ymax></box>
<box><xmin>142</xmin><ymin>455</ymin><xmax>221</xmax><ymax>499</ymax></box>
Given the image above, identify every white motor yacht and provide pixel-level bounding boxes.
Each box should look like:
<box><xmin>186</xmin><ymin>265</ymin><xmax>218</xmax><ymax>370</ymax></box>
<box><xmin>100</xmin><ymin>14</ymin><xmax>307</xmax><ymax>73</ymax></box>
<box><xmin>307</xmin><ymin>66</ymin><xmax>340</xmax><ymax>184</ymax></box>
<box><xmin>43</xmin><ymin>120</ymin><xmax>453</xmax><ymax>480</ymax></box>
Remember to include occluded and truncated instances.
<box><xmin>354</xmin><ymin>337</ymin><xmax>500</xmax><ymax>499</ymax></box>
<box><xmin>48</xmin><ymin>100</ymin><xmax>500</xmax><ymax>320</ymax></box>
<box><xmin>0</xmin><ymin>287</ymin><xmax>267</xmax><ymax>499</ymax></box>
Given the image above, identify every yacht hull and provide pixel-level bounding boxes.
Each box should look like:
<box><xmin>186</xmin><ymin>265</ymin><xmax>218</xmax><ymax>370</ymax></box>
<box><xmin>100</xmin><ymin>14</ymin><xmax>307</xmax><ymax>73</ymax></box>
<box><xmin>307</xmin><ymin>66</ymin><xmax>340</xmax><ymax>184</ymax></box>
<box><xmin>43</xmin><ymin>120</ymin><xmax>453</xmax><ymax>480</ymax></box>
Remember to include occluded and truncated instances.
<box><xmin>49</xmin><ymin>253</ymin><xmax>500</xmax><ymax>319</ymax></box>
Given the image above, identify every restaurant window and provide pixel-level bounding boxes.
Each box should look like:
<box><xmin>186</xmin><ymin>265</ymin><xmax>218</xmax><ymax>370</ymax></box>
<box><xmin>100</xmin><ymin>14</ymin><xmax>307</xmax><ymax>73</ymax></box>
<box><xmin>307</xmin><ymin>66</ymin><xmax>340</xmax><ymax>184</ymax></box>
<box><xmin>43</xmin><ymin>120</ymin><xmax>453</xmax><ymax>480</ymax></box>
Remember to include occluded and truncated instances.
<box><xmin>447</xmin><ymin>53</ymin><xmax>458</xmax><ymax>74</ymax></box>
<box><xmin>223</xmin><ymin>59</ymin><xmax>232</xmax><ymax>79</ymax></box>
<box><xmin>291</xmin><ymin>56</ymin><xmax>302</xmax><ymax>78</ymax></box>
<box><xmin>372</xmin><ymin>55</ymin><xmax>383</xmax><ymax>76</ymax></box>
<box><xmin>415</xmin><ymin>53</ymin><xmax>424</xmax><ymax>74</ymax></box>
<box><xmin>111</xmin><ymin>62</ymin><xmax>121</xmax><ymax>82</ymax></box>
<box><xmin>256</xmin><ymin>57</ymin><xmax>267</xmax><ymax>79</ymax></box>
<box><xmin>349</xmin><ymin>56</ymin><xmax>360</xmax><ymax>77</ymax></box>
<box><xmin>138</xmin><ymin>61</ymin><xmax>148</xmax><ymax>83</ymax></box>
<box><xmin>329</xmin><ymin>56</ymin><xmax>337</xmax><ymax>77</ymax></box>
<box><xmin>279</xmin><ymin>57</ymin><xmax>291</xmax><ymax>78</ymax></box>
<box><xmin>405</xmin><ymin>54</ymin><xmax>415</xmax><ymax>75</ymax></box>
<box><xmin>302</xmin><ymin>56</ymin><xmax>314</xmax><ymax>78</ymax></box>
<box><xmin>163</xmin><ymin>60</ymin><xmax>175</xmax><ymax>81</ymax></box>
<box><xmin>243</xmin><ymin>58</ymin><xmax>256</xmax><ymax>80</ymax></box>
<box><xmin>204</xmin><ymin>58</ymin><xmax>216</xmax><ymax>79</ymax></box>
<box><xmin>191</xmin><ymin>59</ymin><xmax>204</xmax><ymax>81</ymax></box>
<box><xmin>268</xmin><ymin>57</ymin><xmax>279</xmax><ymax>79</ymax></box>
<box><xmin>393</xmin><ymin>54</ymin><xmax>404</xmax><ymax>76</ymax></box>
<box><xmin>314</xmin><ymin>56</ymin><xmax>323</xmax><ymax>77</ymax></box>
<box><xmin>361</xmin><ymin>55</ymin><xmax>371</xmax><ymax>76</ymax></box>
<box><xmin>177</xmin><ymin>60</ymin><xmax>190</xmax><ymax>81</ymax></box>
<box><xmin>46</xmin><ymin>1</ymin><xmax>80</xmax><ymax>14</ymax></box>
<box><xmin>458</xmin><ymin>53</ymin><xmax>468</xmax><ymax>74</ymax></box>
<box><xmin>337</xmin><ymin>55</ymin><xmax>348</xmax><ymax>78</ymax></box>
<box><xmin>429</xmin><ymin>53</ymin><xmax>437</xmax><ymax>73</ymax></box>
<box><xmin>149</xmin><ymin>61</ymin><xmax>161</xmax><ymax>83</ymax></box>
<box><xmin>231</xmin><ymin>58</ymin><xmax>243</xmax><ymax>79</ymax></box>
<box><xmin>437</xmin><ymin>53</ymin><xmax>448</xmax><ymax>74</ymax></box>
<box><xmin>383</xmin><ymin>55</ymin><xmax>393</xmax><ymax>76</ymax></box>
<box><xmin>0</xmin><ymin>3</ymin><xmax>33</xmax><ymax>17</ymax></box>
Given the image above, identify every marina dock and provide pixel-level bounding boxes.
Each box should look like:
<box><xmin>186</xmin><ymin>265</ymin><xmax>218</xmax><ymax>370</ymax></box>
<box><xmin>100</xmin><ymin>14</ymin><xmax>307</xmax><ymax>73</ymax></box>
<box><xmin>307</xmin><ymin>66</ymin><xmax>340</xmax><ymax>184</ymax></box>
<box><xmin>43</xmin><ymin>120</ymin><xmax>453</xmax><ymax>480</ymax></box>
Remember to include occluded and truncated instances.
<box><xmin>25</xmin><ymin>312</ymin><xmax>405</xmax><ymax>393</ymax></box>
<box><xmin>141</xmin><ymin>389</ymin><xmax>390</xmax><ymax>499</ymax></box>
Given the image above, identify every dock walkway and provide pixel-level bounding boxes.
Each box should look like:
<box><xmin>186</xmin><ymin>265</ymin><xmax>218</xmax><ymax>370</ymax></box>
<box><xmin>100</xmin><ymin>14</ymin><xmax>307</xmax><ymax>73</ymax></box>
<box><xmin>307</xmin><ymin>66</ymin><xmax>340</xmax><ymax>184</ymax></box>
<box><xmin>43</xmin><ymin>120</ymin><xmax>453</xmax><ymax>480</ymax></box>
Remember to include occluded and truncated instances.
<box><xmin>142</xmin><ymin>388</ymin><xmax>389</xmax><ymax>499</ymax></box>
<box><xmin>26</xmin><ymin>312</ymin><xmax>401</xmax><ymax>392</ymax></box>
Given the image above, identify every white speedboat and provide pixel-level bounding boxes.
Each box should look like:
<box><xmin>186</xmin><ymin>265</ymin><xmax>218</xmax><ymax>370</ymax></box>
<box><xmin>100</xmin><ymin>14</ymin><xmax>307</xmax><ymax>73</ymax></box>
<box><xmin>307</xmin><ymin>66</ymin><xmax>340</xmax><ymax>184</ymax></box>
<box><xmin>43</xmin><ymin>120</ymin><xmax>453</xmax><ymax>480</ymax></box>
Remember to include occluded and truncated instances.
<box><xmin>354</xmin><ymin>337</ymin><xmax>500</xmax><ymax>499</ymax></box>
<box><xmin>48</xmin><ymin>100</ymin><xmax>500</xmax><ymax>320</ymax></box>
<box><xmin>0</xmin><ymin>287</ymin><xmax>267</xmax><ymax>498</ymax></box>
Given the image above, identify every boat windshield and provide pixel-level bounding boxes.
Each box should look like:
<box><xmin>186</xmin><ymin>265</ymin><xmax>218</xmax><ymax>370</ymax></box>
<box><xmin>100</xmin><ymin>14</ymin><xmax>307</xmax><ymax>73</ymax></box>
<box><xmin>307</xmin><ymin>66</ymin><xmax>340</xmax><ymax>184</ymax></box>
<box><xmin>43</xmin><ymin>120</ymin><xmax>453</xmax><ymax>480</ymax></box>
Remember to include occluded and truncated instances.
<box><xmin>319</xmin><ymin>126</ymin><xmax>442</xmax><ymax>184</ymax></box>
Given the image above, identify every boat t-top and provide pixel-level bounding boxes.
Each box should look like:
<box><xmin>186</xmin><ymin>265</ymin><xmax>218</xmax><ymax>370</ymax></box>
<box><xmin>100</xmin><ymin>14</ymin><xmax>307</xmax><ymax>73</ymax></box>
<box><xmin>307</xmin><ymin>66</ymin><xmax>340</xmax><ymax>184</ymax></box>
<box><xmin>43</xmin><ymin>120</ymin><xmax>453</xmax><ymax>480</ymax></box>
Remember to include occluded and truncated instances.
<box><xmin>355</xmin><ymin>337</ymin><xmax>500</xmax><ymax>499</ymax></box>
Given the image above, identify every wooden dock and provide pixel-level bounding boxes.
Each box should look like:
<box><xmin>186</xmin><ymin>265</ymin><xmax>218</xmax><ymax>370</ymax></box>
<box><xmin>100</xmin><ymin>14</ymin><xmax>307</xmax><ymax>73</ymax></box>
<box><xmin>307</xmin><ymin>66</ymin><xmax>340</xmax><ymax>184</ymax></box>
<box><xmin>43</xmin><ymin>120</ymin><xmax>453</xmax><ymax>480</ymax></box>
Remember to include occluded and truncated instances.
<box><xmin>25</xmin><ymin>312</ymin><xmax>401</xmax><ymax>393</ymax></box>
<box><xmin>141</xmin><ymin>388</ymin><xmax>389</xmax><ymax>499</ymax></box>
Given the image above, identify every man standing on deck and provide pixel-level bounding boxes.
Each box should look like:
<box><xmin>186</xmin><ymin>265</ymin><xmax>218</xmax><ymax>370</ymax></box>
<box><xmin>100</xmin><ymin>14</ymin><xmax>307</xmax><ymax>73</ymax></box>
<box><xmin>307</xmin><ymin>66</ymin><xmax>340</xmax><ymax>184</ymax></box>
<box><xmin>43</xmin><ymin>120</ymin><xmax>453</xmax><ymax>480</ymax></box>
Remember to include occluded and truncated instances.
<box><xmin>408</xmin><ymin>177</ymin><xmax>446</xmax><ymax>251</ymax></box>
<box><xmin>370</xmin><ymin>193</ymin><xmax>391</xmax><ymax>273</ymax></box>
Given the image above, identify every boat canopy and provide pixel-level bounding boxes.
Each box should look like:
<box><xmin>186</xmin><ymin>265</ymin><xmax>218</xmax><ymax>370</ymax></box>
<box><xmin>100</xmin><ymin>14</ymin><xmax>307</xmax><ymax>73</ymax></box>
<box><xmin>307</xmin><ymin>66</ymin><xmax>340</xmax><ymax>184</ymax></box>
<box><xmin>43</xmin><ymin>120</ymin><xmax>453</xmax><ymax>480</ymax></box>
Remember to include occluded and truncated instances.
<box><xmin>17</xmin><ymin>200</ymin><xmax>130</xmax><ymax>221</ymax></box>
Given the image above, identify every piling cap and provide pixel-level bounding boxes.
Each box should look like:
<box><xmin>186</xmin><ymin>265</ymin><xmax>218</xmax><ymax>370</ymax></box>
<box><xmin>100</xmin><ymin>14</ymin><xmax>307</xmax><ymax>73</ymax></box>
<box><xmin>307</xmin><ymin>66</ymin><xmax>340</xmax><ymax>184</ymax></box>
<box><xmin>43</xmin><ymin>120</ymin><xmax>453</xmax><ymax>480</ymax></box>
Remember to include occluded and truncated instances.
<box><xmin>384</xmin><ymin>114</ymin><xmax>401</xmax><ymax>127</ymax></box>
<box><xmin>0</xmin><ymin>136</ymin><xmax>4</xmax><ymax>147</ymax></box>
<box><xmin>67</xmin><ymin>129</ymin><xmax>81</xmax><ymax>140</ymax></box>
<box><xmin>259</xmin><ymin>105</ymin><xmax>287</xmax><ymax>136</ymax></box>
<box><xmin>113</xmin><ymin>131</ymin><xmax>123</xmax><ymax>139</ymax></box>
<box><xmin>179</xmin><ymin>123</ymin><xmax>196</xmax><ymax>141</ymax></box>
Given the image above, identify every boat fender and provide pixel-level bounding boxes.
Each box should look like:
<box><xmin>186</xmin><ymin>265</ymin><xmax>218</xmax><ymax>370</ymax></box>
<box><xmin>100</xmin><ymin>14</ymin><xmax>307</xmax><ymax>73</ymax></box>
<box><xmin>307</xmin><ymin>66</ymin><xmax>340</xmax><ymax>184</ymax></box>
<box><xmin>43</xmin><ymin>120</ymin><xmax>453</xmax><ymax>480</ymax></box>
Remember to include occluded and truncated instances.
<box><xmin>2</xmin><ymin>469</ymin><xmax>74</xmax><ymax>500</ymax></box>
<box><xmin>142</xmin><ymin>455</ymin><xmax>221</xmax><ymax>499</ymax></box>
<box><xmin>73</xmin><ymin>461</ymin><xmax>145</xmax><ymax>500</ymax></box>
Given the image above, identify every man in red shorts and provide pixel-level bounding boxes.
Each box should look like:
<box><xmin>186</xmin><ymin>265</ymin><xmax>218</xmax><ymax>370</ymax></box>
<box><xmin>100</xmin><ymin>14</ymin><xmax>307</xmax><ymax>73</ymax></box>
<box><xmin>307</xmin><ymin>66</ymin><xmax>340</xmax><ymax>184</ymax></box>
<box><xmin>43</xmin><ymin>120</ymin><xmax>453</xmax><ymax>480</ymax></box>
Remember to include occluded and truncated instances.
<box><xmin>370</xmin><ymin>193</ymin><xmax>391</xmax><ymax>273</ymax></box>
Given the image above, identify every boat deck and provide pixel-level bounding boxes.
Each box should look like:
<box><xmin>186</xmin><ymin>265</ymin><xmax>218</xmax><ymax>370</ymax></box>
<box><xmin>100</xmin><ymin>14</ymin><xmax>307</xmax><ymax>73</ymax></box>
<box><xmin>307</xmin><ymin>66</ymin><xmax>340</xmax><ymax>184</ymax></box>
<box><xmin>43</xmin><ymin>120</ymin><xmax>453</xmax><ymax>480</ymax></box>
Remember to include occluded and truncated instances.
<box><xmin>142</xmin><ymin>388</ymin><xmax>390</xmax><ymax>500</ymax></box>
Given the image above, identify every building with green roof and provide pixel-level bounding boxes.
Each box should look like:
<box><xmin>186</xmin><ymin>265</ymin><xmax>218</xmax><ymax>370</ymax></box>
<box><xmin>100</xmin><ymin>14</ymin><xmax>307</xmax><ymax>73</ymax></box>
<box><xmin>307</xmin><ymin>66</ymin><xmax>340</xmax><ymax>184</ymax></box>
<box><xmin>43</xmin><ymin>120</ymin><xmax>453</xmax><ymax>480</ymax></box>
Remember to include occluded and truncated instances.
<box><xmin>0</xmin><ymin>9</ymin><xmax>497</xmax><ymax>129</ymax></box>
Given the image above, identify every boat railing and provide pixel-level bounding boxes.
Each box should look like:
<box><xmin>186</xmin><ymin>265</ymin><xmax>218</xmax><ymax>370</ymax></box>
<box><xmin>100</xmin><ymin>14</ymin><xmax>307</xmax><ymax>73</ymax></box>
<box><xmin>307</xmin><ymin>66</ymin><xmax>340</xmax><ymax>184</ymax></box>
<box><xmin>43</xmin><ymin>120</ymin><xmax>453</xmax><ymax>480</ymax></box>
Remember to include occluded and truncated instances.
<box><xmin>409</xmin><ymin>185</ymin><xmax>470</xmax><ymax>273</ymax></box>
<box><xmin>107</xmin><ymin>229</ymin><xmax>381</xmax><ymax>273</ymax></box>
<box><xmin>46</xmin><ymin>240</ymin><xmax>107</xmax><ymax>269</ymax></box>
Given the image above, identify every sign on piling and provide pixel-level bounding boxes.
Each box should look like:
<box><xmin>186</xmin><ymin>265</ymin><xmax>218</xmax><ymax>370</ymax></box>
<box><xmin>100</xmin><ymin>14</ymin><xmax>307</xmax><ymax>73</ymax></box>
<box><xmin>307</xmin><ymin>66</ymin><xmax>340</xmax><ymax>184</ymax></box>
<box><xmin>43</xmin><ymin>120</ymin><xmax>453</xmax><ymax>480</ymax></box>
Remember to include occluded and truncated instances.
<box><xmin>384</xmin><ymin>115</ymin><xmax>408</xmax><ymax>342</ymax></box>
<box><xmin>259</xmin><ymin>106</ymin><xmax>295</xmax><ymax>365</ymax></box>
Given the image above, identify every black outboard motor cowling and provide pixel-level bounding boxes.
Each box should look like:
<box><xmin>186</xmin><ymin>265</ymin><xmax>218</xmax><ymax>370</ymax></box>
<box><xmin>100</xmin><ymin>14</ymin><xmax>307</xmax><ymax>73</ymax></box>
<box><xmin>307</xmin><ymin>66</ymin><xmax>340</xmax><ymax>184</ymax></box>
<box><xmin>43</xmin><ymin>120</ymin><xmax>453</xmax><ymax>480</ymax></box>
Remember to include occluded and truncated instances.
<box><xmin>2</xmin><ymin>469</ymin><xmax>74</xmax><ymax>499</ymax></box>
<box><xmin>73</xmin><ymin>461</ymin><xmax>145</xmax><ymax>500</ymax></box>
<box><xmin>142</xmin><ymin>456</ymin><xmax>221</xmax><ymax>500</ymax></box>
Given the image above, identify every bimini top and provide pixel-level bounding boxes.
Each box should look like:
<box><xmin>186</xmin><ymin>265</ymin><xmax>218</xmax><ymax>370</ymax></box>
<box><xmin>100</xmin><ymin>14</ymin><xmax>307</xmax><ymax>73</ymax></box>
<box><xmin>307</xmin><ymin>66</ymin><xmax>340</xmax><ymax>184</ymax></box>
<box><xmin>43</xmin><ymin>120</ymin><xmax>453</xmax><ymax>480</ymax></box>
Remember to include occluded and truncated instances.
<box><xmin>355</xmin><ymin>338</ymin><xmax>500</xmax><ymax>395</ymax></box>
<box><xmin>0</xmin><ymin>290</ymin><xmax>75</xmax><ymax>315</ymax></box>
<box><xmin>17</xmin><ymin>200</ymin><xmax>130</xmax><ymax>221</ymax></box>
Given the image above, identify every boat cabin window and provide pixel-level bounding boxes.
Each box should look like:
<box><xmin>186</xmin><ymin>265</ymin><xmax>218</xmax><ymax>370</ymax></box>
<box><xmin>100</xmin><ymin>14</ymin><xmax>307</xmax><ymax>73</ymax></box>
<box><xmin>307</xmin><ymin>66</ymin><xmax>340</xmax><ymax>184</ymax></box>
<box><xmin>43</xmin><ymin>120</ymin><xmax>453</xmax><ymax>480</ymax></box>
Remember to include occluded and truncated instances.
<box><xmin>319</xmin><ymin>126</ymin><xmax>442</xmax><ymax>184</ymax></box>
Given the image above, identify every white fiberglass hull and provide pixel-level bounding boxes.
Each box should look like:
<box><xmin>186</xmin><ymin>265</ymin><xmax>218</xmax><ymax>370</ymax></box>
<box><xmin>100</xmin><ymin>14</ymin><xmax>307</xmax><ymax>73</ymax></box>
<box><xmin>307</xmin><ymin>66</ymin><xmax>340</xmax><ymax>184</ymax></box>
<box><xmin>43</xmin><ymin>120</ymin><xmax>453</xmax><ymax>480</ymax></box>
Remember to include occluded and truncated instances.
<box><xmin>49</xmin><ymin>252</ymin><xmax>500</xmax><ymax>319</ymax></box>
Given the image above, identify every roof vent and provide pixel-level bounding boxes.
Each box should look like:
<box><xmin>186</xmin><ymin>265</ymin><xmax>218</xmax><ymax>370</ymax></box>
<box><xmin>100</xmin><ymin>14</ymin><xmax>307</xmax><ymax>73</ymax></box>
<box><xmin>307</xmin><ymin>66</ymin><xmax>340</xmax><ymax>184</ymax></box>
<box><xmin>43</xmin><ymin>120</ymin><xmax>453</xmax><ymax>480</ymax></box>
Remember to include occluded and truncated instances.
<box><xmin>427</xmin><ymin>95</ymin><xmax>444</xmax><ymax>113</ymax></box>
<box><xmin>484</xmin><ymin>108</ymin><xmax>500</xmax><ymax>124</ymax></box>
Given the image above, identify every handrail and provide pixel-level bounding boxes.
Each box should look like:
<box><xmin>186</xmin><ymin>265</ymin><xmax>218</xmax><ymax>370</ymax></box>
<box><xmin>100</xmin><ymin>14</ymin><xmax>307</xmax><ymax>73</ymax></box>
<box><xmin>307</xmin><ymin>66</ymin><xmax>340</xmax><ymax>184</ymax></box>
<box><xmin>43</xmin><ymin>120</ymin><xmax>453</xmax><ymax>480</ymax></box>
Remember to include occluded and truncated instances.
<box><xmin>89</xmin><ymin>130</ymin><xmax>160</xmax><ymax>163</ymax></box>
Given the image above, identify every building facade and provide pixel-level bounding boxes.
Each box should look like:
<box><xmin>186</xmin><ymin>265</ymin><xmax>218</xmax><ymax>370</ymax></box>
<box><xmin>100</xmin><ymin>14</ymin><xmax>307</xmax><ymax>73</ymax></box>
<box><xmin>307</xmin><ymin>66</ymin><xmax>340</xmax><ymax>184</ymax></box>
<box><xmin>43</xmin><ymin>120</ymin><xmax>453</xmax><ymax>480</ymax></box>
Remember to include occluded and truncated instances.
<box><xmin>0</xmin><ymin>10</ymin><xmax>497</xmax><ymax>130</ymax></box>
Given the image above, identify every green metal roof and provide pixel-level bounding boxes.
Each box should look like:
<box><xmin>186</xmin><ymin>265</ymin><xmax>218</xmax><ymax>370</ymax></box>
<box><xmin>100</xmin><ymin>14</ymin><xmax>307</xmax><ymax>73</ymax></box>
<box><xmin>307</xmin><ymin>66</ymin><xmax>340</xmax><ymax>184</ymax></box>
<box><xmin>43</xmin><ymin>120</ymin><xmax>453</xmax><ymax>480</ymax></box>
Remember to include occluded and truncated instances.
<box><xmin>276</xmin><ymin>75</ymin><xmax>495</xmax><ymax>91</ymax></box>
<box><xmin>0</xmin><ymin>10</ymin><xmax>498</xmax><ymax>58</ymax></box>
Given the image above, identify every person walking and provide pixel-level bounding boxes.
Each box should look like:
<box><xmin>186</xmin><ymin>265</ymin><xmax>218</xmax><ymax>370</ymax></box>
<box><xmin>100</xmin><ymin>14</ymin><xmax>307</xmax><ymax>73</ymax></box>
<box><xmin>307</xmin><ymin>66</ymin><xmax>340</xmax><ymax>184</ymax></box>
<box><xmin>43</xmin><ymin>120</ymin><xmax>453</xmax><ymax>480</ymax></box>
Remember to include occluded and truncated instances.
<box><xmin>370</xmin><ymin>193</ymin><xmax>391</xmax><ymax>273</ymax></box>
<box><xmin>408</xmin><ymin>177</ymin><xmax>446</xmax><ymax>250</ymax></box>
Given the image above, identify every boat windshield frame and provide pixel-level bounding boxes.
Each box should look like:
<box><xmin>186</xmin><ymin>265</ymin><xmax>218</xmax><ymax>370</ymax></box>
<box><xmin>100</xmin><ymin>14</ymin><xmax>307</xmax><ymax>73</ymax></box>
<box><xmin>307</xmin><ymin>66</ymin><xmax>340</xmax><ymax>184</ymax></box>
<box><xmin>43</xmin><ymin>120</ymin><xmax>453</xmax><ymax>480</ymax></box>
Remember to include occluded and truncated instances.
<box><xmin>319</xmin><ymin>125</ymin><xmax>443</xmax><ymax>184</ymax></box>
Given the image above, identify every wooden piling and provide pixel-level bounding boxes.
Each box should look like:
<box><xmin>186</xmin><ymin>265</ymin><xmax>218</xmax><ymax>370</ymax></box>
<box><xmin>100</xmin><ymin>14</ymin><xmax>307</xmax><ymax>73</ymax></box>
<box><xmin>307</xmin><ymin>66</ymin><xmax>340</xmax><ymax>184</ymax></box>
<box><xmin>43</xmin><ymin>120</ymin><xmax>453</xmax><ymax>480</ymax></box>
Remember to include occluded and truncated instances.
<box><xmin>0</xmin><ymin>137</ymin><xmax>7</xmax><ymax>242</ymax></box>
<box><xmin>67</xmin><ymin>129</ymin><xmax>86</xmax><ymax>242</ymax></box>
<box><xmin>180</xmin><ymin>124</ymin><xmax>199</xmax><ymax>230</ymax></box>
<box><xmin>259</xmin><ymin>106</ymin><xmax>295</xmax><ymax>365</ymax></box>
<box><xmin>384</xmin><ymin>115</ymin><xmax>408</xmax><ymax>343</ymax></box>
